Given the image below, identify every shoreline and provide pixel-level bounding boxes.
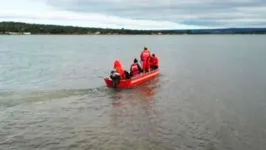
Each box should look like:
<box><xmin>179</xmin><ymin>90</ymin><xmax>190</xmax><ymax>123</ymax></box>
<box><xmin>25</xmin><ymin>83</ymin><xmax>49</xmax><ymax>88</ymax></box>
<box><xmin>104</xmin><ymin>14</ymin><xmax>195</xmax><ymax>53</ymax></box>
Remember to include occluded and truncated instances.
<box><xmin>1</xmin><ymin>21</ymin><xmax>266</xmax><ymax>35</ymax></box>
<box><xmin>0</xmin><ymin>33</ymin><xmax>265</xmax><ymax>35</ymax></box>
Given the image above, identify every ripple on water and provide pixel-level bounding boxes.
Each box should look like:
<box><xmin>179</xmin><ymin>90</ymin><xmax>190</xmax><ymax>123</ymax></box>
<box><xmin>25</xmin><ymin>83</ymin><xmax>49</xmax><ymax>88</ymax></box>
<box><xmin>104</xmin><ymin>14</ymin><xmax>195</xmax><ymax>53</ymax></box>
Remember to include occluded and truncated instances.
<box><xmin>1</xmin><ymin>35</ymin><xmax>266</xmax><ymax>150</ymax></box>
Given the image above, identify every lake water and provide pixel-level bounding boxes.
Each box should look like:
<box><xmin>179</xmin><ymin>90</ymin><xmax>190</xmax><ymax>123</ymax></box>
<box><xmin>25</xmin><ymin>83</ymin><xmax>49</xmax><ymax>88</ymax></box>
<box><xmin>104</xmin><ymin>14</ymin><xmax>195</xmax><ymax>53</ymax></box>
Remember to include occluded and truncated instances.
<box><xmin>0</xmin><ymin>35</ymin><xmax>266</xmax><ymax>150</ymax></box>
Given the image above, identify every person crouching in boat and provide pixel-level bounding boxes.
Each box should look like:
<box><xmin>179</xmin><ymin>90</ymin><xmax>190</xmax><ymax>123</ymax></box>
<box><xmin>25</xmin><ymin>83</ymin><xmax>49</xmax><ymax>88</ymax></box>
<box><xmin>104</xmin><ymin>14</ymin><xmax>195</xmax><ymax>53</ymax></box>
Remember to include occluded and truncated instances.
<box><xmin>130</xmin><ymin>58</ymin><xmax>143</xmax><ymax>77</ymax></box>
<box><xmin>150</xmin><ymin>53</ymin><xmax>159</xmax><ymax>70</ymax></box>
<box><xmin>140</xmin><ymin>47</ymin><xmax>151</xmax><ymax>73</ymax></box>
<box><xmin>112</xmin><ymin>60</ymin><xmax>130</xmax><ymax>79</ymax></box>
<box><xmin>113</xmin><ymin>60</ymin><xmax>124</xmax><ymax>78</ymax></box>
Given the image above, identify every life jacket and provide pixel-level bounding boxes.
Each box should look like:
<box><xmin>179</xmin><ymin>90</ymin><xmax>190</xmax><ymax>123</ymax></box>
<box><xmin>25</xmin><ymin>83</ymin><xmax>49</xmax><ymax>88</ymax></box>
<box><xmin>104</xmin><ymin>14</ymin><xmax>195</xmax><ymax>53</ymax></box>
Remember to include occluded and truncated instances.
<box><xmin>130</xmin><ymin>63</ymin><xmax>140</xmax><ymax>76</ymax></box>
<box><xmin>149</xmin><ymin>57</ymin><xmax>154</xmax><ymax>65</ymax></box>
<box><xmin>116</xmin><ymin>67</ymin><xmax>124</xmax><ymax>76</ymax></box>
<box><xmin>151</xmin><ymin>56</ymin><xmax>158</xmax><ymax>66</ymax></box>
<box><xmin>114</xmin><ymin>60</ymin><xmax>122</xmax><ymax>69</ymax></box>
<box><xmin>113</xmin><ymin>60</ymin><xmax>125</xmax><ymax>78</ymax></box>
<box><xmin>141</xmin><ymin>50</ymin><xmax>150</xmax><ymax>61</ymax></box>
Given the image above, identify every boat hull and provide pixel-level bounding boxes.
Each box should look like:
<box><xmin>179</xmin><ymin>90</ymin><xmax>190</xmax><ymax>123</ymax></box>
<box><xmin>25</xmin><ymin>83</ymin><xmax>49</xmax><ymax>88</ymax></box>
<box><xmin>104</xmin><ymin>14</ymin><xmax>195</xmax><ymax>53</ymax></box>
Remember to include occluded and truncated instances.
<box><xmin>104</xmin><ymin>69</ymin><xmax>159</xmax><ymax>88</ymax></box>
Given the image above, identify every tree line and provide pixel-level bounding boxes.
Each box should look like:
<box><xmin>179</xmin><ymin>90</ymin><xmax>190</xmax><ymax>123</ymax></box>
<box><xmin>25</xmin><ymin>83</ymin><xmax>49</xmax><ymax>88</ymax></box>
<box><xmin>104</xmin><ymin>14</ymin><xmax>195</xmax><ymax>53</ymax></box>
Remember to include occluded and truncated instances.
<box><xmin>1</xmin><ymin>21</ymin><xmax>266</xmax><ymax>34</ymax></box>
<box><xmin>0</xmin><ymin>22</ymin><xmax>161</xmax><ymax>34</ymax></box>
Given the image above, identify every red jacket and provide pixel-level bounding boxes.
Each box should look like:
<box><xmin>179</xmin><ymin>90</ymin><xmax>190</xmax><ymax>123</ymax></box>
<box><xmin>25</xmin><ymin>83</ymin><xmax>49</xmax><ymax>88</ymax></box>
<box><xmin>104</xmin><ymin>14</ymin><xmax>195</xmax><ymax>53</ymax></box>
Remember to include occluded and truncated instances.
<box><xmin>150</xmin><ymin>56</ymin><xmax>158</xmax><ymax>66</ymax></box>
<box><xmin>140</xmin><ymin>50</ymin><xmax>151</xmax><ymax>61</ymax></box>
<box><xmin>113</xmin><ymin>60</ymin><xmax>125</xmax><ymax>78</ymax></box>
<box><xmin>130</xmin><ymin>63</ymin><xmax>142</xmax><ymax>76</ymax></box>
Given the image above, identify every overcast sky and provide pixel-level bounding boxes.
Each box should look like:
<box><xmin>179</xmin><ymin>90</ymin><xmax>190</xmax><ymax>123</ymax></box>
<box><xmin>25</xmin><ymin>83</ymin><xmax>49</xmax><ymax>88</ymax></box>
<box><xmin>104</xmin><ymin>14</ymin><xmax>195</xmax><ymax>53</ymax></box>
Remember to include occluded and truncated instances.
<box><xmin>0</xmin><ymin>0</ymin><xmax>266</xmax><ymax>29</ymax></box>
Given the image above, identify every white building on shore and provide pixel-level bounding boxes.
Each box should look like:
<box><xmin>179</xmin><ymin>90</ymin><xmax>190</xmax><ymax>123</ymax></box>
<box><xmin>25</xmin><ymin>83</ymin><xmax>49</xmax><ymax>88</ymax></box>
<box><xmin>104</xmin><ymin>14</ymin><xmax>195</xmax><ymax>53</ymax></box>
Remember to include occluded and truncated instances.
<box><xmin>5</xmin><ymin>32</ymin><xmax>31</xmax><ymax>35</ymax></box>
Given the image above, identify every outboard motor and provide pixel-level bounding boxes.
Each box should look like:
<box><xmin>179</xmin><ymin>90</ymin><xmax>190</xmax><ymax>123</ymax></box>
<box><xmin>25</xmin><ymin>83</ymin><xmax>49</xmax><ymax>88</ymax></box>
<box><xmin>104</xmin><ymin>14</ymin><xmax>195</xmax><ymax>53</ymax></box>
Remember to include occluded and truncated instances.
<box><xmin>110</xmin><ymin>70</ymin><xmax>121</xmax><ymax>88</ymax></box>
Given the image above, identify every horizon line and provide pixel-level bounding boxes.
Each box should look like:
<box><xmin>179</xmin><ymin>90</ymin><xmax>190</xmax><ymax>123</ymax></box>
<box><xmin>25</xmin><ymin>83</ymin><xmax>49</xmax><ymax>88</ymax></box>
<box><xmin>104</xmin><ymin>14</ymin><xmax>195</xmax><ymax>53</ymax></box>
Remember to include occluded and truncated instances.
<box><xmin>1</xmin><ymin>21</ymin><xmax>266</xmax><ymax>31</ymax></box>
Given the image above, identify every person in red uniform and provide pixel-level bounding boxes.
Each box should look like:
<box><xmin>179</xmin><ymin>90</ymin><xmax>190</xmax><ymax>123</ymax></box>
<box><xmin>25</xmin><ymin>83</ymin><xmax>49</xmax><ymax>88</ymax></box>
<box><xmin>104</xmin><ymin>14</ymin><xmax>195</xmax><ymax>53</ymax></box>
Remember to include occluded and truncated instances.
<box><xmin>150</xmin><ymin>53</ymin><xmax>159</xmax><ymax>70</ymax></box>
<box><xmin>113</xmin><ymin>60</ymin><xmax>130</xmax><ymax>79</ymax></box>
<box><xmin>140</xmin><ymin>47</ymin><xmax>151</xmax><ymax>73</ymax></box>
<box><xmin>130</xmin><ymin>58</ymin><xmax>143</xmax><ymax>77</ymax></box>
<box><xmin>113</xmin><ymin>60</ymin><xmax>125</xmax><ymax>79</ymax></box>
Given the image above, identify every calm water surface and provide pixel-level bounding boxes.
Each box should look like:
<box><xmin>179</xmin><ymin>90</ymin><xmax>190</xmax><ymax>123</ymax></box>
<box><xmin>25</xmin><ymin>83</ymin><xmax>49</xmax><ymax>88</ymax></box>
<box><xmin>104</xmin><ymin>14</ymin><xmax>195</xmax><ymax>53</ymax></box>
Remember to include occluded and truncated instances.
<box><xmin>0</xmin><ymin>35</ymin><xmax>266</xmax><ymax>150</ymax></box>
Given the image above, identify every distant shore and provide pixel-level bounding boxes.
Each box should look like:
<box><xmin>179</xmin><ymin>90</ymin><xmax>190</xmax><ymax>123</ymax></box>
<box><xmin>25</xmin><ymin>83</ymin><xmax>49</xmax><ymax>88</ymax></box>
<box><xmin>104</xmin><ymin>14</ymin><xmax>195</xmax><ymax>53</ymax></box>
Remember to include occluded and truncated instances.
<box><xmin>1</xmin><ymin>21</ymin><xmax>266</xmax><ymax>35</ymax></box>
<box><xmin>1</xmin><ymin>33</ymin><xmax>265</xmax><ymax>36</ymax></box>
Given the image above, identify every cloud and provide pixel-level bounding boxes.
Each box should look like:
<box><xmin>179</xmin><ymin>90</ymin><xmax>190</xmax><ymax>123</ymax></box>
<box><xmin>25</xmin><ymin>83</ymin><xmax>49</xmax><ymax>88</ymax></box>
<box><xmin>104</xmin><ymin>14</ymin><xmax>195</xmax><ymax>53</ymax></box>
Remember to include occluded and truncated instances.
<box><xmin>45</xmin><ymin>0</ymin><xmax>266</xmax><ymax>27</ymax></box>
<box><xmin>0</xmin><ymin>9</ymin><xmax>202</xmax><ymax>30</ymax></box>
<box><xmin>0</xmin><ymin>0</ymin><xmax>204</xmax><ymax>29</ymax></box>
<box><xmin>0</xmin><ymin>0</ymin><xmax>266</xmax><ymax>29</ymax></box>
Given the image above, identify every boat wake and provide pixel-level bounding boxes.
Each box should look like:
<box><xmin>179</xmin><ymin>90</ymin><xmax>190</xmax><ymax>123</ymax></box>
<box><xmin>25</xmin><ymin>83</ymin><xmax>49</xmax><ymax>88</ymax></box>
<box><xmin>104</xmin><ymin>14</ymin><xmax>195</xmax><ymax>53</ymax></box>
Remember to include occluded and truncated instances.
<box><xmin>0</xmin><ymin>86</ymin><xmax>111</xmax><ymax>108</ymax></box>
<box><xmin>0</xmin><ymin>76</ymin><xmax>163</xmax><ymax>109</ymax></box>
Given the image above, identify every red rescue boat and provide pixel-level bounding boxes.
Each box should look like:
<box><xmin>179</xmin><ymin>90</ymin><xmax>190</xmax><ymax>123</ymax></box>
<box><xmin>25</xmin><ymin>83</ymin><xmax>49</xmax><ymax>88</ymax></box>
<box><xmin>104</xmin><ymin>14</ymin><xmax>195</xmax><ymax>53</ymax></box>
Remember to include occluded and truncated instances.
<box><xmin>104</xmin><ymin>69</ymin><xmax>160</xmax><ymax>88</ymax></box>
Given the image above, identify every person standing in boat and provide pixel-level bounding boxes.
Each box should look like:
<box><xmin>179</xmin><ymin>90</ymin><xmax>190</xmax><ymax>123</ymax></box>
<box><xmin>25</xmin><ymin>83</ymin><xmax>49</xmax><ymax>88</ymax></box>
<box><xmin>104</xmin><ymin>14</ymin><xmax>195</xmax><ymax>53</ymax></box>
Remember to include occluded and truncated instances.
<box><xmin>140</xmin><ymin>47</ymin><xmax>151</xmax><ymax>73</ymax></box>
<box><xmin>130</xmin><ymin>58</ymin><xmax>143</xmax><ymax>77</ymax></box>
<box><xmin>150</xmin><ymin>53</ymin><xmax>159</xmax><ymax>70</ymax></box>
